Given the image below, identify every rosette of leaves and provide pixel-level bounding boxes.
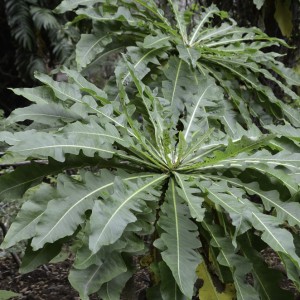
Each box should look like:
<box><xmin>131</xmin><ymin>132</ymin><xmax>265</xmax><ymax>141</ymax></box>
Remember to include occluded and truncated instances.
<box><xmin>1</xmin><ymin>1</ymin><xmax>300</xmax><ymax>299</ymax></box>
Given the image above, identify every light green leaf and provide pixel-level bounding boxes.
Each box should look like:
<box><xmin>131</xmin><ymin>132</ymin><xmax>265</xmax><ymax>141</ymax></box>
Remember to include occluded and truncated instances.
<box><xmin>98</xmin><ymin>271</ymin><xmax>132</xmax><ymax>300</ymax></box>
<box><xmin>202</xmin><ymin>222</ymin><xmax>260</xmax><ymax>300</ymax></box>
<box><xmin>74</xmin><ymin>232</ymin><xmax>144</xmax><ymax>270</ymax></box>
<box><xmin>265</xmin><ymin>123</ymin><xmax>300</xmax><ymax>142</ymax></box>
<box><xmin>201</xmin><ymin>181</ymin><xmax>254</xmax><ymax>241</ymax></box>
<box><xmin>242</xmin><ymin>182</ymin><xmax>300</xmax><ymax>226</ymax></box>
<box><xmin>239</xmin><ymin>232</ymin><xmax>294</xmax><ymax>300</ymax></box>
<box><xmin>6</xmin><ymin>130</ymin><xmax>115</xmax><ymax>162</ymax></box>
<box><xmin>206</xmin><ymin>56</ymin><xmax>298</xmax><ymax>101</ymax></box>
<box><xmin>77</xmin><ymin>6</ymin><xmax>136</xmax><ymax>24</ymax></box>
<box><xmin>195</xmin><ymin>22</ymin><xmax>235</xmax><ymax>46</ymax></box>
<box><xmin>69</xmin><ymin>252</ymin><xmax>127</xmax><ymax>299</ymax></box>
<box><xmin>279</xmin><ymin>103</ymin><xmax>300</xmax><ymax>127</ymax></box>
<box><xmin>7</xmin><ymin>103</ymin><xmax>81</xmax><ymax>126</ymax></box>
<box><xmin>177</xmin><ymin>44</ymin><xmax>201</xmax><ymax>68</ymax></box>
<box><xmin>174</xmin><ymin>173</ymin><xmax>205</xmax><ymax>222</ymax></box>
<box><xmin>182</xmin><ymin>76</ymin><xmax>223</xmax><ymax>141</ymax></box>
<box><xmin>251</xmin><ymin>213</ymin><xmax>300</xmax><ymax>268</ymax></box>
<box><xmin>0</xmin><ymin>290</ymin><xmax>20</xmax><ymax>299</ymax></box>
<box><xmin>123</xmin><ymin>58</ymin><xmax>170</xmax><ymax>162</ymax></box>
<box><xmin>118</xmin><ymin>46</ymin><xmax>166</xmax><ymax>85</ymax></box>
<box><xmin>204</xmin><ymin>149</ymin><xmax>300</xmax><ymax>173</ymax></box>
<box><xmin>60</xmin><ymin>67</ymin><xmax>108</xmax><ymax>104</ymax></box>
<box><xmin>89</xmin><ymin>174</ymin><xmax>166</xmax><ymax>253</ymax></box>
<box><xmin>11</xmin><ymin>86</ymin><xmax>55</xmax><ymax>104</ymax></box>
<box><xmin>183</xmin><ymin>135</ymin><xmax>274</xmax><ymax>171</ymax></box>
<box><xmin>20</xmin><ymin>241</ymin><xmax>63</xmax><ymax>274</ymax></box>
<box><xmin>202</xmin><ymin>174</ymin><xmax>300</xmax><ymax>228</ymax></box>
<box><xmin>1</xmin><ymin>184</ymin><xmax>56</xmax><ymax>249</ymax></box>
<box><xmin>31</xmin><ymin>172</ymin><xmax>153</xmax><ymax>250</ymax></box>
<box><xmin>188</xmin><ymin>5</ymin><xmax>221</xmax><ymax>45</ymax></box>
<box><xmin>162</xmin><ymin>57</ymin><xmax>197</xmax><ymax>116</ymax></box>
<box><xmin>159</xmin><ymin>261</ymin><xmax>185</xmax><ymax>300</ymax></box>
<box><xmin>167</xmin><ymin>0</ymin><xmax>187</xmax><ymax>43</ymax></box>
<box><xmin>76</xmin><ymin>34</ymin><xmax>112</xmax><ymax>70</ymax></box>
<box><xmin>245</xmin><ymin>164</ymin><xmax>299</xmax><ymax>194</ymax></box>
<box><xmin>143</xmin><ymin>32</ymin><xmax>171</xmax><ymax>49</ymax></box>
<box><xmin>0</xmin><ymin>155</ymin><xmax>100</xmax><ymax>202</ymax></box>
<box><xmin>54</xmin><ymin>0</ymin><xmax>102</xmax><ymax>13</ymax></box>
<box><xmin>155</xmin><ymin>178</ymin><xmax>202</xmax><ymax>298</ymax></box>
<box><xmin>30</xmin><ymin>73</ymin><xmax>131</xmax><ymax>131</ymax></box>
<box><xmin>31</xmin><ymin>171</ymin><xmax>113</xmax><ymax>249</ymax></box>
<box><xmin>35</xmin><ymin>72</ymin><xmax>82</xmax><ymax>103</ymax></box>
<box><xmin>133</xmin><ymin>0</ymin><xmax>172</xmax><ymax>31</ymax></box>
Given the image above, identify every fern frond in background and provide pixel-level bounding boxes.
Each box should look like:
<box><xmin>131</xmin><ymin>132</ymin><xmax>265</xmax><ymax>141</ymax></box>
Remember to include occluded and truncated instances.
<box><xmin>4</xmin><ymin>0</ymin><xmax>79</xmax><ymax>81</ymax></box>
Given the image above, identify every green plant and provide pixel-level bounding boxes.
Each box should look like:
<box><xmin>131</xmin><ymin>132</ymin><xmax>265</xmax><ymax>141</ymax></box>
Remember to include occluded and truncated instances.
<box><xmin>0</xmin><ymin>290</ymin><xmax>20</xmax><ymax>300</ymax></box>
<box><xmin>1</xmin><ymin>1</ymin><xmax>300</xmax><ymax>299</ymax></box>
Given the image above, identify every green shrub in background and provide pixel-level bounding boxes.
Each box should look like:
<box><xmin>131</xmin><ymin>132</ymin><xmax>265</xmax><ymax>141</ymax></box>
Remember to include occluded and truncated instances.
<box><xmin>1</xmin><ymin>1</ymin><xmax>300</xmax><ymax>299</ymax></box>
<box><xmin>4</xmin><ymin>0</ymin><xmax>78</xmax><ymax>81</ymax></box>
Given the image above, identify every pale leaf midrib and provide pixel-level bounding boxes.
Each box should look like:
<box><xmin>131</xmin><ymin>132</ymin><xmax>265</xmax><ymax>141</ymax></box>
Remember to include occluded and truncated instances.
<box><xmin>39</xmin><ymin>76</ymin><xmax>127</xmax><ymax>131</ymax></box>
<box><xmin>122</xmin><ymin>48</ymin><xmax>158</xmax><ymax>84</ymax></box>
<box><xmin>203</xmin><ymin>174</ymin><xmax>300</xmax><ymax>226</ymax></box>
<box><xmin>0</xmin><ymin>175</ymin><xmax>45</xmax><ymax>196</ymax></box>
<box><xmin>145</xmin><ymin>36</ymin><xmax>169</xmax><ymax>48</ymax></box>
<box><xmin>195</xmin><ymin>25</ymin><xmax>233</xmax><ymax>45</ymax></box>
<box><xmin>175</xmin><ymin>173</ymin><xmax>202</xmax><ymax>221</ymax></box>
<box><xmin>34</xmin><ymin>174</ymin><xmax>154</xmax><ymax>248</ymax></box>
<box><xmin>80</xmin><ymin>34</ymin><xmax>108</xmax><ymax>65</ymax></box>
<box><xmin>252</xmin><ymin>213</ymin><xmax>288</xmax><ymax>254</ymax></box>
<box><xmin>171</xmin><ymin>179</ymin><xmax>185</xmax><ymax>293</ymax></box>
<box><xmin>207</xmin><ymin>189</ymin><xmax>240</xmax><ymax>214</ymax></box>
<box><xmin>184</xmin><ymin>85</ymin><xmax>212</xmax><ymax>139</ymax></box>
<box><xmin>93</xmin><ymin>174</ymin><xmax>166</xmax><ymax>250</ymax></box>
<box><xmin>189</xmin><ymin>10</ymin><xmax>218</xmax><ymax>45</ymax></box>
<box><xmin>11</xmin><ymin>113</ymin><xmax>75</xmax><ymax>120</ymax></box>
<box><xmin>14</xmin><ymin>144</ymin><xmax>115</xmax><ymax>154</ymax></box>
<box><xmin>83</xmin><ymin>264</ymin><xmax>102</xmax><ymax>296</ymax></box>
<box><xmin>171</xmin><ymin>60</ymin><xmax>182</xmax><ymax>106</ymax></box>
<box><xmin>65</xmin><ymin>131</ymin><xmax>123</xmax><ymax>142</ymax></box>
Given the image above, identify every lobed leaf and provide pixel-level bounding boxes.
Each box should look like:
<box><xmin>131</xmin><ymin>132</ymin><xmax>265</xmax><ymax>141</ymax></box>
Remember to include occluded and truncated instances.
<box><xmin>7</xmin><ymin>103</ymin><xmax>82</xmax><ymax>126</ymax></box>
<box><xmin>239</xmin><ymin>232</ymin><xmax>294</xmax><ymax>300</ymax></box>
<box><xmin>1</xmin><ymin>184</ymin><xmax>56</xmax><ymax>249</ymax></box>
<box><xmin>69</xmin><ymin>252</ymin><xmax>127</xmax><ymax>300</ymax></box>
<box><xmin>174</xmin><ymin>173</ymin><xmax>205</xmax><ymax>222</ymax></box>
<box><xmin>89</xmin><ymin>174</ymin><xmax>166</xmax><ymax>253</ymax></box>
<box><xmin>155</xmin><ymin>178</ymin><xmax>202</xmax><ymax>298</ymax></box>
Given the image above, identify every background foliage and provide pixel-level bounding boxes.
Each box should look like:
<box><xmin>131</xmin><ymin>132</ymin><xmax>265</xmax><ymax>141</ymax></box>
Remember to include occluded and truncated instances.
<box><xmin>0</xmin><ymin>0</ymin><xmax>300</xmax><ymax>114</ymax></box>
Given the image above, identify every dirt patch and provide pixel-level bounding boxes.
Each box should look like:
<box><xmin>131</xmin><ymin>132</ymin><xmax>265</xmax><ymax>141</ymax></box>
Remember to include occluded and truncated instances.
<box><xmin>0</xmin><ymin>256</ymin><xmax>99</xmax><ymax>300</ymax></box>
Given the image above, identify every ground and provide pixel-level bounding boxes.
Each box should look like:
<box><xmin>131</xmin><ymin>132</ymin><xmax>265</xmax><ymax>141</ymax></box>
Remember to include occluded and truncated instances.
<box><xmin>0</xmin><ymin>248</ymin><xmax>299</xmax><ymax>300</ymax></box>
<box><xmin>0</xmin><ymin>256</ymin><xmax>99</xmax><ymax>300</ymax></box>
<box><xmin>0</xmin><ymin>254</ymin><xmax>149</xmax><ymax>300</ymax></box>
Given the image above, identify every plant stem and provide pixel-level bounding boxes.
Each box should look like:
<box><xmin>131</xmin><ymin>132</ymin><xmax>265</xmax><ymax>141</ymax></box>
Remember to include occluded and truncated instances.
<box><xmin>0</xmin><ymin>222</ymin><xmax>21</xmax><ymax>267</ymax></box>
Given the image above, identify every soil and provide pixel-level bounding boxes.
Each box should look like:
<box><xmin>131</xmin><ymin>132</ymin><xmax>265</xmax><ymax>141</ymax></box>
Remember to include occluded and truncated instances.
<box><xmin>0</xmin><ymin>256</ymin><xmax>99</xmax><ymax>300</ymax></box>
<box><xmin>0</xmin><ymin>248</ymin><xmax>299</xmax><ymax>300</ymax></box>
<box><xmin>0</xmin><ymin>254</ymin><xmax>150</xmax><ymax>300</ymax></box>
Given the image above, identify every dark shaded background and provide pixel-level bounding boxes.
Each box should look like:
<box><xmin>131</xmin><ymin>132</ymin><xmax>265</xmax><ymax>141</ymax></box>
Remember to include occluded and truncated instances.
<box><xmin>0</xmin><ymin>0</ymin><xmax>299</xmax><ymax>116</ymax></box>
